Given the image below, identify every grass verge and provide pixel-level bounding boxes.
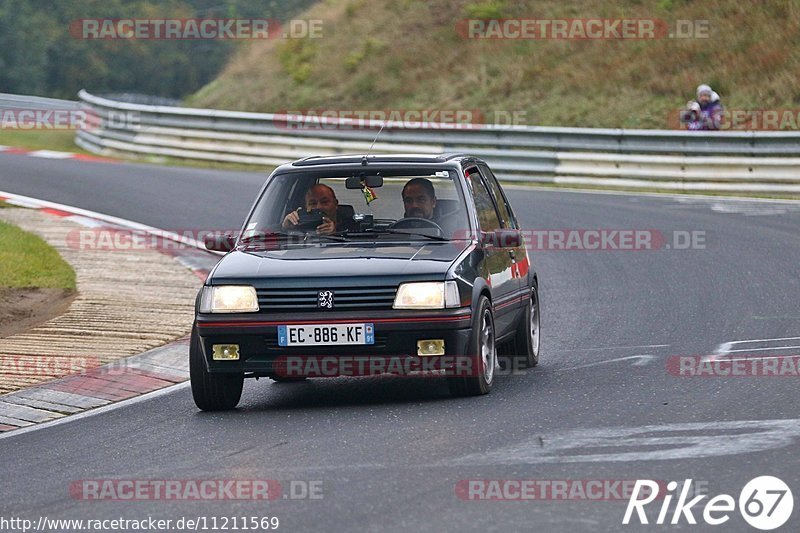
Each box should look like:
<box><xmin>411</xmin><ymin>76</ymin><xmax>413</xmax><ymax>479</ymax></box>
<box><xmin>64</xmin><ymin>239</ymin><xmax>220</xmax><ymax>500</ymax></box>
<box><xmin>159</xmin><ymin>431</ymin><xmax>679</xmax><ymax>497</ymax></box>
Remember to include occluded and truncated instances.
<box><xmin>0</xmin><ymin>219</ymin><xmax>76</xmax><ymax>289</ymax></box>
<box><xmin>0</xmin><ymin>129</ymin><xmax>269</xmax><ymax>172</ymax></box>
<box><xmin>0</xmin><ymin>129</ymin><xmax>92</xmax><ymax>154</ymax></box>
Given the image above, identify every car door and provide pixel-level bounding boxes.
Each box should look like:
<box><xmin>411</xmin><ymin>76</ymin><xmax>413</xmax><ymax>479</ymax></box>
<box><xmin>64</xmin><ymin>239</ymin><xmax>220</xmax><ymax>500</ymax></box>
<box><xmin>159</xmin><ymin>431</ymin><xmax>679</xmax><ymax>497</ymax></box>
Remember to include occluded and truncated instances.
<box><xmin>479</xmin><ymin>163</ymin><xmax>529</xmax><ymax>294</ymax></box>
<box><xmin>464</xmin><ymin>166</ymin><xmax>520</xmax><ymax>336</ymax></box>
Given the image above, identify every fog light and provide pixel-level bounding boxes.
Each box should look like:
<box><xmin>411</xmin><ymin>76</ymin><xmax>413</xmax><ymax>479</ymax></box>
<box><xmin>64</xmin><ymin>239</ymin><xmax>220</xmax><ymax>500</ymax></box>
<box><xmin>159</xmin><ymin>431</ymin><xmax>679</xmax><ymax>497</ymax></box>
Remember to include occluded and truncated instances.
<box><xmin>417</xmin><ymin>339</ymin><xmax>445</xmax><ymax>356</ymax></box>
<box><xmin>212</xmin><ymin>344</ymin><xmax>240</xmax><ymax>360</ymax></box>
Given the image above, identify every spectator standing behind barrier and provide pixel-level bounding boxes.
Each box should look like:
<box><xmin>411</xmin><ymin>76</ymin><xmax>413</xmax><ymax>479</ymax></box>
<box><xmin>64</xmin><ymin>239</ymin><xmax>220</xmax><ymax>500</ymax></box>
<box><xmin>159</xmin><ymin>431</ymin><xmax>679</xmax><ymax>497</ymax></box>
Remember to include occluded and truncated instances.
<box><xmin>683</xmin><ymin>84</ymin><xmax>724</xmax><ymax>130</ymax></box>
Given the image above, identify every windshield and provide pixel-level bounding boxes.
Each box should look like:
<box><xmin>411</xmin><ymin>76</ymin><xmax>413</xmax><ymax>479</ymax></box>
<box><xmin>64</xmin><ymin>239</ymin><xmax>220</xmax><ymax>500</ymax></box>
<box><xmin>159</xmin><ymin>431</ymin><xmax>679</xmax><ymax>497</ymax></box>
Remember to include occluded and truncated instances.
<box><xmin>241</xmin><ymin>168</ymin><xmax>471</xmax><ymax>242</ymax></box>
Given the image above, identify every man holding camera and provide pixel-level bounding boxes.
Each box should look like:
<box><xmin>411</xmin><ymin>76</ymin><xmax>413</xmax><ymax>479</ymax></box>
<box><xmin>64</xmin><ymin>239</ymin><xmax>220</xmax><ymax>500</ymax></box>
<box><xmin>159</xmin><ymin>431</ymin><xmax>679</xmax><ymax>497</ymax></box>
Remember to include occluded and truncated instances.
<box><xmin>684</xmin><ymin>84</ymin><xmax>724</xmax><ymax>130</ymax></box>
<box><xmin>281</xmin><ymin>183</ymin><xmax>357</xmax><ymax>235</ymax></box>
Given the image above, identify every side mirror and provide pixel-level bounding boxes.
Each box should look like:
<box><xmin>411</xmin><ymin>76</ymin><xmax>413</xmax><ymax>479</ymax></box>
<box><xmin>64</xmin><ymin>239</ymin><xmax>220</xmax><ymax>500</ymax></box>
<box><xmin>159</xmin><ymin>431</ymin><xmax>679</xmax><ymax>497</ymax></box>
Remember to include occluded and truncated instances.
<box><xmin>345</xmin><ymin>175</ymin><xmax>383</xmax><ymax>189</ymax></box>
<box><xmin>482</xmin><ymin>229</ymin><xmax>521</xmax><ymax>248</ymax></box>
<box><xmin>204</xmin><ymin>232</ymin><xmax>237</xmax><ymax>252</ymax></box>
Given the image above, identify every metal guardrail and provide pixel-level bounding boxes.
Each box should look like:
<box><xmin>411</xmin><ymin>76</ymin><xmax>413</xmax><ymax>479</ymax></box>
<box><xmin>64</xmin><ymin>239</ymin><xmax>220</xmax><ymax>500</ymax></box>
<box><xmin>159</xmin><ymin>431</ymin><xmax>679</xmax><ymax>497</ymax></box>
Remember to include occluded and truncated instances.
<box><xmin>75</xmin><ymin>90</ymin><xmax>800</xmax><ymax>194</ymax></box>
<box><xmin>0</xmin><ymin>93</ymin><xmax>79</xmax><ymax>111</ymax></box>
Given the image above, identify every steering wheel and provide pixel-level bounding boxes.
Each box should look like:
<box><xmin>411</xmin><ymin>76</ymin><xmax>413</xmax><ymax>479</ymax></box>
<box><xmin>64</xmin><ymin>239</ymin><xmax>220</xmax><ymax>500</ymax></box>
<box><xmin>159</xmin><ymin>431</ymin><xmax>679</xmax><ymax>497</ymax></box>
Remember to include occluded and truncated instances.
<box><xmin>387</xmin><ymin>217</ymin><xmax>444</xmax><ymax>236</ymax></box>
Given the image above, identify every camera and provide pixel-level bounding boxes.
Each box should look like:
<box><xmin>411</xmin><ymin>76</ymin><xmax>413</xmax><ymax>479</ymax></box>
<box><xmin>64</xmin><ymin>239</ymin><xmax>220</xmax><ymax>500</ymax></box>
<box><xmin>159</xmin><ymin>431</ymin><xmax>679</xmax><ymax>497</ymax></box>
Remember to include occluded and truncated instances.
<box><xmin>679</xmin><ymin>101</ymin><xmax>702</xmax><ymax>124</ymax></box>
<box><xmin>679</xmin><ymin>108</ymin><xmax>700</xmax><ymax>124</ymax></box>
<box><xmin>296</xmin><ymin>208</ymin><xmax>325</xmax><ymax>229</ymax></box>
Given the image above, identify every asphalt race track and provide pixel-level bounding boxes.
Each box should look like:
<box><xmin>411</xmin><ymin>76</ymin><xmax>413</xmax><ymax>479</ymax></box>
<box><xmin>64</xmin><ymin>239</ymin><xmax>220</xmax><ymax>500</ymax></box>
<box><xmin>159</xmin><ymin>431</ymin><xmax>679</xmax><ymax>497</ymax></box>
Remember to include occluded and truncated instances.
<box><xmin>1</xmin><ymin>152</ymin><xmax>799</xmax><ymax>531</ymax></box>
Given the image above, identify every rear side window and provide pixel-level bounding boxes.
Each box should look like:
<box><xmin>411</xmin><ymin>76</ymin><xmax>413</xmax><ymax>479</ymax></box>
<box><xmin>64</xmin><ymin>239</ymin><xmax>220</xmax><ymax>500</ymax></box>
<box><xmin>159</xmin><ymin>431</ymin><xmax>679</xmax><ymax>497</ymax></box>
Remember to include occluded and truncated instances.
<box><xmin>465</xmin><ymin>168</ymin><xmax>502</xmax><ymax>232</ymax></box>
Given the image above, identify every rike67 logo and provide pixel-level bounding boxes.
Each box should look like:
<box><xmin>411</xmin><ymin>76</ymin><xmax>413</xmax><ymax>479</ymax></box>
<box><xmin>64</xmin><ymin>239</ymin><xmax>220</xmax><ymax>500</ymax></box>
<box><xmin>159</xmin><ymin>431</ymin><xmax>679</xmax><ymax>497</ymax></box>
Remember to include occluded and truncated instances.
<box><xmin>623</xmin><ymin>477</ymin><xmax>793</xmax><ymax>530</ymax></box>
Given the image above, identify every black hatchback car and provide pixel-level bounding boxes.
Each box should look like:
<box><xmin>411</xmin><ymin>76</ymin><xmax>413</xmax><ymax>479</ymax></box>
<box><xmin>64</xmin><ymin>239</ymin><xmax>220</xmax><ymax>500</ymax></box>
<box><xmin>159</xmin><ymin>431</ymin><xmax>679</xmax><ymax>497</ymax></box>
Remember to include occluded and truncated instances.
<box><xmin>191</xmin><ymin>154</ymin><xmax>540</xmax><ymax>410</ymax></box>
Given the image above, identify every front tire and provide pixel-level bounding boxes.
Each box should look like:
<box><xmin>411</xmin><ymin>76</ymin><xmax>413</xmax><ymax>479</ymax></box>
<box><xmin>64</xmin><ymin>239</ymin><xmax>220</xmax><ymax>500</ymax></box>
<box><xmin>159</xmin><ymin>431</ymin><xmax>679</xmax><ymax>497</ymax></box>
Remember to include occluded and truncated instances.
<box><xmin>448</xmin><ymin>296</ymin><xmax>496</xmax><ymax>396</ymax></box>
<box><xmin>190</xmin><ymin>327</ymin><xmax>244</xmax><ymax>411</ymax></box>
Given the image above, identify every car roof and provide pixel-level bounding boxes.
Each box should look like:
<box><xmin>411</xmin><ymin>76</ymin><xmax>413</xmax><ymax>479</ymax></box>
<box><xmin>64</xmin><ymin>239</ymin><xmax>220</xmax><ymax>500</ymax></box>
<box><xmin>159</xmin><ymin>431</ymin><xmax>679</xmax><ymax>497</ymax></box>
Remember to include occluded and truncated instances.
<box><xmin>287</xmin><ymin>153</ymin><xmax>485</xmax><ymax>168</ymax></box>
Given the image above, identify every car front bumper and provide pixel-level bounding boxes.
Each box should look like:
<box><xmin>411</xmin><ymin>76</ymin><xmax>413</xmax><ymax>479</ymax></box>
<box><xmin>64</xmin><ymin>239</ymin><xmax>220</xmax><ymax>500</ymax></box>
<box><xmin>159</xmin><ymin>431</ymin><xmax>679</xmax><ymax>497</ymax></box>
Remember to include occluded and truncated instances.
<box><xmin>195</xmin><ymin>308</ymin><xmax>473</xmax><ymax>377</ymax></box>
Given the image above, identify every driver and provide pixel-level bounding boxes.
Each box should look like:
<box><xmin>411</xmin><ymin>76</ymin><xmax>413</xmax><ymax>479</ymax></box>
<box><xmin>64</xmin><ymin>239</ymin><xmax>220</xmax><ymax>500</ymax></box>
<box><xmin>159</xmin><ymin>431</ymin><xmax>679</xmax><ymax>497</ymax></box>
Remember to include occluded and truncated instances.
<box><xmin>281</xmin><ymin>183</ymin><xmax>356</xmax><ymax>235</ymax></box>
<box><xmin>402</xmin><ymin>178</ymin><xmax>437</xmax><ymax>219</ymax></box>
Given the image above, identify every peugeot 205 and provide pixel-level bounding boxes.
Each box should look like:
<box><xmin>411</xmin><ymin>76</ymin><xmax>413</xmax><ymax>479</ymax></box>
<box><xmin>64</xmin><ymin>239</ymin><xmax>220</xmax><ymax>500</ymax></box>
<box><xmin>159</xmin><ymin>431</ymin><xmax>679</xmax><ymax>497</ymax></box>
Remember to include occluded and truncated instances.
<box><xmin>191</xmin><ymin>154</ymin><xmax>540</xmax><ymax>410</ymax></box>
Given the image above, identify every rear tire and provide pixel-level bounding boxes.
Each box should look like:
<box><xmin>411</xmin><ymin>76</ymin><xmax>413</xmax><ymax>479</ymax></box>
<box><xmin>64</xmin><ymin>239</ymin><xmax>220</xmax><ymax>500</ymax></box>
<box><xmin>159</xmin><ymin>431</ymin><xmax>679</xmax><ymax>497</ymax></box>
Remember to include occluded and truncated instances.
<box><xmin>514</xmin><ymin>283</ymin><xmax>541</xmax><ymax>368</ymax></box>
<box><xmin>190</xmin><ymin>328</ymin><xmax>244</xmax><ymax>411</ymax></box>
<box><xmin>448</xmin><ymin>296</ymin><xmax>496</xmax><ymax>396</ymax></box>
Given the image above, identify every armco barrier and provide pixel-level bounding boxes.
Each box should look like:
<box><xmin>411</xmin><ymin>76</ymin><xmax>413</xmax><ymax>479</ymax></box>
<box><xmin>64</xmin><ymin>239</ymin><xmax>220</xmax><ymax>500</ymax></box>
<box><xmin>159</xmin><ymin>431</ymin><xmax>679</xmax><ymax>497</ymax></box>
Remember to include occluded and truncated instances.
<box><xmin>75</xmin><ymin>90</ymin><xmax>800</xmax><ymax>194</ymax></box>
<box><xmin>0</xmin><ymin>92</ymin><xmax>80</xmax><ymax>111</ymax></box>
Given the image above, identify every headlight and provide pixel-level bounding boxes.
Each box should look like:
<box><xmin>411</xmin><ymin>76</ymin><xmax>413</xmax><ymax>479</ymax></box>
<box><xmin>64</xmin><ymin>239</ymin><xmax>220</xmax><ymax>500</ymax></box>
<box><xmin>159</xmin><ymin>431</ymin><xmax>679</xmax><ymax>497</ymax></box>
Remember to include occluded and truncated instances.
<box><xmin>393</xmin><ymin>281</ymin><xmax>460</xmax><ymax>309</ymax></box>
<box><xmin>200</xmin><ymin>285</ymin><xmax>259</xmax><ymax>313</ymax></box>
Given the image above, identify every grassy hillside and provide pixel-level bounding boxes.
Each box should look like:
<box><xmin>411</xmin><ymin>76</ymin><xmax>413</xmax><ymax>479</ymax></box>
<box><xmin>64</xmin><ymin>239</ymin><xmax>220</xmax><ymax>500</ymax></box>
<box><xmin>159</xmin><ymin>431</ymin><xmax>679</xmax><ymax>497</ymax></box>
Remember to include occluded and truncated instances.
<box><xmin>188</xmin><ymin>0</ymin><xmax>800</xmax><ymax>128</ymax></box>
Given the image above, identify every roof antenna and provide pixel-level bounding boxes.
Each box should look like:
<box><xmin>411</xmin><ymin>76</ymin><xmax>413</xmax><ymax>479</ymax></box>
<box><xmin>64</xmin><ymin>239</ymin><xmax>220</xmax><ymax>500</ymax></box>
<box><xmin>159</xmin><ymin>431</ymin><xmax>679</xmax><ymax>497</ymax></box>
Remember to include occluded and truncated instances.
<box><xmin>362</xmin><ymin>123</ymin><xmax>384</xmax><ymax>165</ymax></box>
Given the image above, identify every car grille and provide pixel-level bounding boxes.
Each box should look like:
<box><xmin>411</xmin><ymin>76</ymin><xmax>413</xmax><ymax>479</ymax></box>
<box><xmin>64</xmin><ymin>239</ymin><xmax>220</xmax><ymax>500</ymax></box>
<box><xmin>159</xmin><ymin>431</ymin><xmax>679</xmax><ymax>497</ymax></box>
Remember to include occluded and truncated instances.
<box><xmin>256</xmin><ymin>286</ymin><xmax>397</xmax><ymax>312</ymax></box>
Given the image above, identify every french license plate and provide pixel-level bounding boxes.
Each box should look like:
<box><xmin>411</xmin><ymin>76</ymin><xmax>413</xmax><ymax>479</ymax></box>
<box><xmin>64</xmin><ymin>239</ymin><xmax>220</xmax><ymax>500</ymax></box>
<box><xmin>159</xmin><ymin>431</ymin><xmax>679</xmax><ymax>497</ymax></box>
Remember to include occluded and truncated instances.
<box><xmin>277</xmin><ymin>323</ymin><xmax>375</xmax><ymax>346</ymax></box>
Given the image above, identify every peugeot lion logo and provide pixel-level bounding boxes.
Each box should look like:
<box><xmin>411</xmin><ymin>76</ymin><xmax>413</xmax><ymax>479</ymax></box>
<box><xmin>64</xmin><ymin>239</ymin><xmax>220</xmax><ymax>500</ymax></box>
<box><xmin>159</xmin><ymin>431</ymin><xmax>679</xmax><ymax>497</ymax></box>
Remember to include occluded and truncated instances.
<box><xmin>317</xmin><ymin>290</ymin><xmax>334</xmax><ymax>309</ymax></box>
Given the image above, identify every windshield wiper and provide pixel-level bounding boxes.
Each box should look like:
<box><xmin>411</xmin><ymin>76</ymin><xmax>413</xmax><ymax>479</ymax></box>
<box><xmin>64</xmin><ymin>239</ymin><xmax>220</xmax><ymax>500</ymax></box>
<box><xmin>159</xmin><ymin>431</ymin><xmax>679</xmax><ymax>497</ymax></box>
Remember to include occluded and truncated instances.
<box><xmin>367</xmin><ymin>228</ymin><xmax>450</xmax><ymax>241</ymax></box>
<box><xmin>238</xmin><ymin>231</ymin><xmax>348</xmax><ymax>246</ymax></box>
<box><xmin>308</xmin><ymin>233</ymin><xmax>349</xmax><ymax>242</ymax></box>
<box><xmin>237</xmin><ymin>231</ymin><xmax>291</xmax><ymax>245</ymax></box>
